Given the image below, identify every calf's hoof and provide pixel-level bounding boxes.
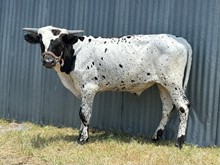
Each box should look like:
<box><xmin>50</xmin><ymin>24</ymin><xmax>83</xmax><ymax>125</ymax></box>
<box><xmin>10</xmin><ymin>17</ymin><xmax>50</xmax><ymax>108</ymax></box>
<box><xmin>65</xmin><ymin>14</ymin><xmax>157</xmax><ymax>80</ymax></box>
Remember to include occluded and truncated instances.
<box><xmin>175</xmin><ymin>135</ymin><xmax>185</xmax><ymax>149</ymax></box>
<box><xmin>77</xmin><ymin>137</ymin><xmax>89</xmax><ymax>145</ymax></box>
<box><xmin>151</xmin><ymin>129</ymin><xmax>163</xmax><ymax>142</ymax></box>
<box><xmin>151</xmin><ymin>137</ymin><xmax>158</xmax><ymax>143</ymax></box>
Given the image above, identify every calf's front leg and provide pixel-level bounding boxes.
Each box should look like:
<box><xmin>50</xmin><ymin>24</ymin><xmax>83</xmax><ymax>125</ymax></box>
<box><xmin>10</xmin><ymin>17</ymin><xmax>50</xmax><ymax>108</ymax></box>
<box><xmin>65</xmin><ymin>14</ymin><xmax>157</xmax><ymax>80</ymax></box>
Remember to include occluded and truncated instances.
<box><xmin>77</xmin><ymin>86</ymin><xmax>97</xmax><ymax>144</ymax></box>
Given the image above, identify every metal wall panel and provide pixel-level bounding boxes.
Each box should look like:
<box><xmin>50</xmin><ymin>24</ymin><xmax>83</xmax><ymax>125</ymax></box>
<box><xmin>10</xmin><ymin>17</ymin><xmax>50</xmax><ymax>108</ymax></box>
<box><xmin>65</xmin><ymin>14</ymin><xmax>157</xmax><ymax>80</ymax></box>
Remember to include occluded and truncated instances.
<box><xmin>0</xmin><ymin>0</ymin><xmax>219</xmax><ymax>146</ymax></box>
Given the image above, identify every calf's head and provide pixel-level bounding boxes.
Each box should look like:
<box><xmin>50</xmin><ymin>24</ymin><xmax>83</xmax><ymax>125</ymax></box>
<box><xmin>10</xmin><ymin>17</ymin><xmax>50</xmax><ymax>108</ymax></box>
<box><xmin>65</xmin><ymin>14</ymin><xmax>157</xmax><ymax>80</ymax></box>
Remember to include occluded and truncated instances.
<box><xmin>23</xmin><ymin>26</ymin><xmax>83</xmax><ymax>73</ymax></box>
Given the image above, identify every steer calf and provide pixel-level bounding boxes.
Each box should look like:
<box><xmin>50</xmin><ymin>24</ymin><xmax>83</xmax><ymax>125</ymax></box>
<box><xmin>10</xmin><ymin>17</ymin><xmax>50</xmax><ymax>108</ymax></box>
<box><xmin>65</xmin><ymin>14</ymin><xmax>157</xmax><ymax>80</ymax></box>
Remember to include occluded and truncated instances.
<box><xmin>23</xmin><ymin>26</ymin><xmax>192</xmax><ymax>148</ymax></box>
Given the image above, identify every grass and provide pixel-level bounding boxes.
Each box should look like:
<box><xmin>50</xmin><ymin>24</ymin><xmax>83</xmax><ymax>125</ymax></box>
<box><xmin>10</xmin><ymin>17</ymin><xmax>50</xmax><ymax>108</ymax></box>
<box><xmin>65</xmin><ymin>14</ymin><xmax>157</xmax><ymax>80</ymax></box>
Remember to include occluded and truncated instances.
<box><xmin>0</xmin><ymin>120</ymin><xmax>219</xmax><ymax>165</ymax></box>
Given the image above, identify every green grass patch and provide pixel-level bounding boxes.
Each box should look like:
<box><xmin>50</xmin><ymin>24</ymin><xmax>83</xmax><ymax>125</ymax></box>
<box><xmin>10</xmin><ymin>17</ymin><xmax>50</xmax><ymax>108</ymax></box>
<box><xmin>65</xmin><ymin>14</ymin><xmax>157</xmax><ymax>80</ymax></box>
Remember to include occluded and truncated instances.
<box><xmin>0</xmin><ymin>120</ymin><xmax>219</xmax><ymax>165</ymax></box>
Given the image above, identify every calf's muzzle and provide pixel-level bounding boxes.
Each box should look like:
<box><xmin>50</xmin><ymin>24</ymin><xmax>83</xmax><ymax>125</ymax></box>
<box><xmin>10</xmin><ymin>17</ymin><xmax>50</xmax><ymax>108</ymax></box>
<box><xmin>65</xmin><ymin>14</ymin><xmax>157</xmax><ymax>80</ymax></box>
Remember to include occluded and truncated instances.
<box><xmin>41</xmin><ymin>51</ymin><xmax>59</xmax><ymax>68</ymax></box>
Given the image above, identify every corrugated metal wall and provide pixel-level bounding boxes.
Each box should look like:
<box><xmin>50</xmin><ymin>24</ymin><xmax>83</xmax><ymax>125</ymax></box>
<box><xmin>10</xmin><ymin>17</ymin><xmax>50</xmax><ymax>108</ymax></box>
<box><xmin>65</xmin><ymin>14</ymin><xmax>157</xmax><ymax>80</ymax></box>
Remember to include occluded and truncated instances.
<box><xmin>0</xmin><ymin>0</ymin><xmax>219</xmax><ymax>146</ymax></box>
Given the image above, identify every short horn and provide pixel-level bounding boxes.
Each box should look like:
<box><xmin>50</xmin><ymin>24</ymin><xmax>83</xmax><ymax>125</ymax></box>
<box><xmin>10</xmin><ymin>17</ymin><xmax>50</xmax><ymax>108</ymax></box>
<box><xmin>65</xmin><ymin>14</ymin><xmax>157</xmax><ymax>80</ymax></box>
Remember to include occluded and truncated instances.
<box><xmin>67</xmin><ymin>30</ymin><xmax>84</xmax><ymax>34</ymax></box>
<box><xmin>22</xmin><ymin>28</ymin><xmax>38</xmax><ymax>33</ymax></box>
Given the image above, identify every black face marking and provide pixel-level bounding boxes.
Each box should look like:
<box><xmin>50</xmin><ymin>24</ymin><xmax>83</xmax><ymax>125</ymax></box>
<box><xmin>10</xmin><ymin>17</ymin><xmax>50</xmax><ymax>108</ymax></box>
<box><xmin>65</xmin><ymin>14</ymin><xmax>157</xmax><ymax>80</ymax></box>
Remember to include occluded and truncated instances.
<box><xmin>119</xmin><ymin>64</ymin><xmax>123</xmax><ymax>68</ymax></box>
<box><xmin>51</xmin><ymin>29</ymin><xmax>61</xmax><ymax>36</ymax></box>
<box><xmin>38</xmin><ymin>34</ymin><xmax>45</xmax><ymax>53</ymax></box>
<box><xmin>48</xmin><ymin>38</ymin><xmax>64</xmax><ymax>56</ymax></box>
<box><xmin>40</xmin><ymin>43</ymin><xmax>45</xmax><ymax>53</ymax></box>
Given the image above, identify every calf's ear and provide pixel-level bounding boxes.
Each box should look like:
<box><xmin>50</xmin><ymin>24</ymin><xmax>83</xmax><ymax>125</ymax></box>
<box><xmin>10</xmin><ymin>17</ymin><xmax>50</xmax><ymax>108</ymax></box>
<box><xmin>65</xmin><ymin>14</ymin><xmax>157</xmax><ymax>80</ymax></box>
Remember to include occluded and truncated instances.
<box><xmin>24</xmin><ymin>33</ymin><xmax>40</xmax><ymax>44</ymax></box>
<box><xmin>62</xmin><ymin>34</ymin><xmax>79</xmax><ymax>45</ymax></box>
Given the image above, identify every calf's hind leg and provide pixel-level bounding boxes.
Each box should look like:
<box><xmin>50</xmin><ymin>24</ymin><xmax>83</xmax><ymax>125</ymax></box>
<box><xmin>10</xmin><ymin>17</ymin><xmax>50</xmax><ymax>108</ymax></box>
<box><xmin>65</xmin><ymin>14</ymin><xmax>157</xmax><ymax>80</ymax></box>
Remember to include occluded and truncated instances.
<box><xmin>152</xmin><ymin>84</ymin><xmax>174</xmax><ymax>142</ymax></box>
<box><xmin>166</xmin><ymin>85</ymin><xmax>190</xmax><ymax>148</ymax></box>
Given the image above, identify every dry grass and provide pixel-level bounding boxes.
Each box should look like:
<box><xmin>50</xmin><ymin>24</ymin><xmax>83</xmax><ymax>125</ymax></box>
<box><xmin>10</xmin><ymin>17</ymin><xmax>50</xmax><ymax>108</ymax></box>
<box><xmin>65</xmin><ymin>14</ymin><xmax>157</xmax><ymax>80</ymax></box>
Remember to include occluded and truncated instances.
<box><xmin>0</xmin><ymin>120</ymin><xmax>219</xmax><ymax>165</ymax></box>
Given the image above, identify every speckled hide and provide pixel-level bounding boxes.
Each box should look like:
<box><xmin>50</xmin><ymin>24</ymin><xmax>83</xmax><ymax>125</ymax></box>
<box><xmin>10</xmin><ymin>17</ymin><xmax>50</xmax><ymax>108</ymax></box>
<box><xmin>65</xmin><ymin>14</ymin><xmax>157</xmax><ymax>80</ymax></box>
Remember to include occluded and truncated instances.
<box><xmin>23</xmin><ymin>26</ymin><xmax>192</xmax><ymax>148</ymax></box>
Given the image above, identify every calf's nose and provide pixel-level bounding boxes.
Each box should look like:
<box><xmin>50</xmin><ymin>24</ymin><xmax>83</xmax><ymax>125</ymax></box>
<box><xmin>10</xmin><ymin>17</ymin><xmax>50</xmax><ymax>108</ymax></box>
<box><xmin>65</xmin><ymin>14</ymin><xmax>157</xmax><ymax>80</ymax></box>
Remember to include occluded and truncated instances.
<box><xmin>42</xmin><ymin>57</ymin><xmax>55</xmax><ymax>68</ymax></box>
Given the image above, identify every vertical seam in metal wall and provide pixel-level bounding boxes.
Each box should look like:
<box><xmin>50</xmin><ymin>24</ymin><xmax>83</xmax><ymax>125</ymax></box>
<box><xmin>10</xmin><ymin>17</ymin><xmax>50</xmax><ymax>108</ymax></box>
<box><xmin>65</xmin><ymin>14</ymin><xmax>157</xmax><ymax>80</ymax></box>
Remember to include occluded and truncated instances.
<box><xmin>216</xmin><ymin>85</ymin><xmax>220</xmax><ymax>144</ymax></box>
<box><xmin>214</xmin><ymin>0</ymin><xmax>220</xmax><ymax>143</ymax></box>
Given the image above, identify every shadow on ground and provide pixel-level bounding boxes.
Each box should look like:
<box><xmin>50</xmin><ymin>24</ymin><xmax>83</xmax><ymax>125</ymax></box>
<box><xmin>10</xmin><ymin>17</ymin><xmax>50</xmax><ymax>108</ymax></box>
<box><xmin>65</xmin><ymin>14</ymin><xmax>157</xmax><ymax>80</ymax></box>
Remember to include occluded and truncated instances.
<box><xmin>30</xmin><ymin>128</ymin><xmax>174</xmax><ymax>149</ymax></box>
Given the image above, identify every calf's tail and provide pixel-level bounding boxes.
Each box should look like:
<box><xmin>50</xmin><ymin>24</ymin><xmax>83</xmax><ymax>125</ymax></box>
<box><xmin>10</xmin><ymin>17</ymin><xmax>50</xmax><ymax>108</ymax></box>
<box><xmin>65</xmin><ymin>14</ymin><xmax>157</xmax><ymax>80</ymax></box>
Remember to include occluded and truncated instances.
<box><xmin>182</xmin><ymin>40</ymin><xmax>192</xmax><ymax>91</ymax></box>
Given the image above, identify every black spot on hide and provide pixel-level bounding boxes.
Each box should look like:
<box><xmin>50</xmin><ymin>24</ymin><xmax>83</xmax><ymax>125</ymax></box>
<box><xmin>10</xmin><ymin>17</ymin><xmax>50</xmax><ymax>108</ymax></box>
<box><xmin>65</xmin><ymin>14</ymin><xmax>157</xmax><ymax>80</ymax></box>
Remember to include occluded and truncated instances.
<box><xmin>79</xmin><ymin>107</ymin><xmax>87</xmax><ymax>126</ymax></box>
<box><xmin>187</xmin><ymin>103</ymin><xmax>190</xmax><ymax>108</ymax></box>
<box><xmin>60</xmin><ymin>45</ymin><xmax>76</xmax><ymax>74</ymax></box>
<box><xmin>179</xmin><ymin>107</ymin><xmax>185</xmax><ymax>113</ymax></box>
<box><xmin>104</xmin><ymin>48</ymin><xmax>107</xmax><ymax>53</ymax></box>
<box><xmin>94</xmin><ymin>77</ymin><xmax>98</xmax><ymax>80</ymax></box>
<box><xmin>79</xmin><ymin>37</ymin><xmax>85</xmax><ymax>41</ymax></box>
<box><xmin>88</xmin><ymin>39</ymin><xmax>92</xmax><ymax>42</ymax></box>
<box><xmin>119</xmin><ymin>64</ymin><xmax>123</xmax><ymax>68</ymax></box>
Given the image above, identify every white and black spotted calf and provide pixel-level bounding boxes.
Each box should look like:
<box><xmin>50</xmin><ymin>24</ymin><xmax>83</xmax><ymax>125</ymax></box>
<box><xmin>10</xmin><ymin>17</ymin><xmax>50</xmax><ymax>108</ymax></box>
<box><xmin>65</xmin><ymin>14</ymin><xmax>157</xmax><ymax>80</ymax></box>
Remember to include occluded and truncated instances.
<box><xmin>23</xmin><ymin>26</ymin><xmax>192</xmax><ymax>148</ymax></box>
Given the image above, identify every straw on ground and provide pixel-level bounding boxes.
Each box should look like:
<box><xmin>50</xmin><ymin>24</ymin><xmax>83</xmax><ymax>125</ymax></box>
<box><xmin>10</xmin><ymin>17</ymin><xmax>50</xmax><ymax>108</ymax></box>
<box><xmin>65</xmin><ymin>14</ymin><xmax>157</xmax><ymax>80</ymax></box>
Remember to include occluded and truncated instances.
<box><xmin>0</xmin><ymin>120</ymin><xmax>219</xmax><ymax>165</ymax></box>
